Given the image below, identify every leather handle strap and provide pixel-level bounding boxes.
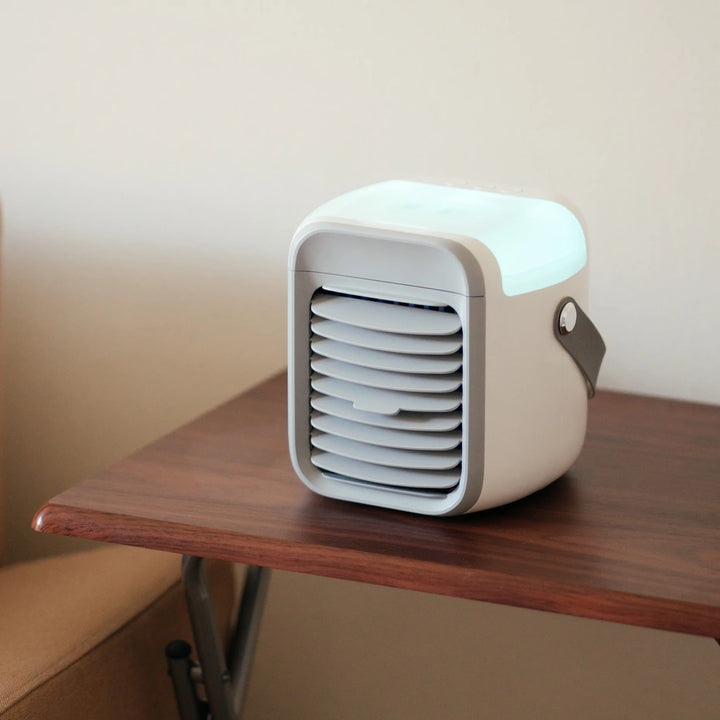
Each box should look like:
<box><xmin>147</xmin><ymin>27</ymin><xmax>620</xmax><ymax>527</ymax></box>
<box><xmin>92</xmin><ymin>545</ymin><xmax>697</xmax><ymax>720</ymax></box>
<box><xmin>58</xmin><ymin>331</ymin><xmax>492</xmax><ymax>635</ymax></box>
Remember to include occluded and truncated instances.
<box><xmin>553</xmin><ymin>297</ymin><xmax>606</xmax><ymax>398</ymax></box>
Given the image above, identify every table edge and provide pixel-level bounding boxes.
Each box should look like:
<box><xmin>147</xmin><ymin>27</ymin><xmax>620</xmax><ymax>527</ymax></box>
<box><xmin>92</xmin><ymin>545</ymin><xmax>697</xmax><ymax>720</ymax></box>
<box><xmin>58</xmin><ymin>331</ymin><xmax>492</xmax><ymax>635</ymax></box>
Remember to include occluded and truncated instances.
<box><xmin>33</xmin><ymin>500</ymin><xmax>720</xmax><ymax>639</ymax></box>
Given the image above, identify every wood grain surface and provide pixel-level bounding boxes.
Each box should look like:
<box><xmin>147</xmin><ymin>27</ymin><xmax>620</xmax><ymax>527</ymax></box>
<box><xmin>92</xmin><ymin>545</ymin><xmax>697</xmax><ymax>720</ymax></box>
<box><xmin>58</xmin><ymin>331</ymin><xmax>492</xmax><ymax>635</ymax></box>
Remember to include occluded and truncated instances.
<box><xmin>33</xmin><ymin>371</ymin><xmax>720</xmax><ymax>637</ymax></box>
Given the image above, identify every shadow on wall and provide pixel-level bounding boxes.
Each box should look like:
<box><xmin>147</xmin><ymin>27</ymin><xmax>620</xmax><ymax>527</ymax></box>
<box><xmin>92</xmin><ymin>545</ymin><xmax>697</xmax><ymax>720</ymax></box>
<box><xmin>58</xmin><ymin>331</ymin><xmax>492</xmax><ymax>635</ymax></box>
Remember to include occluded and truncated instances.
<box><xmin>1</xmin><ymin>198</ymin><xmax>4</xmax><ymax>563</ymax></box>
<box><xmin>1</xmin><ymin>170</ymin><xmax>300</xmax><ymax>562</ymax></box>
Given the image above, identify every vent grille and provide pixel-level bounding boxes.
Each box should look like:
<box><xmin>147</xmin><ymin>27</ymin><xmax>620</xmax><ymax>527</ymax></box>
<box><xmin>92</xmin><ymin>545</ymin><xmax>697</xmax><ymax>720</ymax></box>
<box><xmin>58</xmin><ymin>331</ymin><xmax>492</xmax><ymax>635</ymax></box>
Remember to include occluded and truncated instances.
<box><xmin>309</xmin><ymin>290</ymin><xmax>463</xmax><ymax>496</ymax></box>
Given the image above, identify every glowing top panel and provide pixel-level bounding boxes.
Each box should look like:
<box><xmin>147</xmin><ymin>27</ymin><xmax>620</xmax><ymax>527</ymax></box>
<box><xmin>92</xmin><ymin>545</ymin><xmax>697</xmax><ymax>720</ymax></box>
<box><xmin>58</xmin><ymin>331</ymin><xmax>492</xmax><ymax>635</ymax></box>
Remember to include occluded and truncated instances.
<box><xmin>305</xmin><ymin>180</ymin><xmax>587</xmax><ymax>296</ymax></box>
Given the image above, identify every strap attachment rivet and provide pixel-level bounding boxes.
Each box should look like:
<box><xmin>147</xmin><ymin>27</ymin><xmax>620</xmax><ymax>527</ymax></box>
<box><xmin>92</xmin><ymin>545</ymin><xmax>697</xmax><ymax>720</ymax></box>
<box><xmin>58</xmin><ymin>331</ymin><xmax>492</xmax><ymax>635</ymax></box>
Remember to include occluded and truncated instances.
<box><xmin>558</xmin><ymin>301</ymin><xmax>578</xmax><ymax>335</ymax></box>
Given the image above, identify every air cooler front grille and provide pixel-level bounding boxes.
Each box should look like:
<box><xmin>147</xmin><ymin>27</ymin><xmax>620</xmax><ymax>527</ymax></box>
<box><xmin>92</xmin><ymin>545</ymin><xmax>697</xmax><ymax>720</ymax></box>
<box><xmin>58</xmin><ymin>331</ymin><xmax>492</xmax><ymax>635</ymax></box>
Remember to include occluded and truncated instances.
<box><xmin>308</xmin><ymin>289</ymin><xmax>463</xmax><ymax>497</ymax></box>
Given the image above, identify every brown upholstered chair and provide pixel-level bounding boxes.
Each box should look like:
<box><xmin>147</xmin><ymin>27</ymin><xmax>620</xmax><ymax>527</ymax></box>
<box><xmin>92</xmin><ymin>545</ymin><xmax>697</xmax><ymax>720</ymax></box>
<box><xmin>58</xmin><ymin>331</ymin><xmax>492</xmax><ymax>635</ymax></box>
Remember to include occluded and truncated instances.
<box><xmin>0</xmin><ymin>544</ymin><xmax>236</xmax><ymax>720</ymax></box>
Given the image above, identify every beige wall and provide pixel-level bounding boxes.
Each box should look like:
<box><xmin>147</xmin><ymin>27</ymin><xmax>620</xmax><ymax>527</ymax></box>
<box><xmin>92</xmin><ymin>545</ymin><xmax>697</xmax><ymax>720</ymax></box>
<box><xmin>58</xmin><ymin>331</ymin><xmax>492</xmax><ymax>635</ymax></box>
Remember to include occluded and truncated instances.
<box><xmin>247</xmin><ymin>571</ymin><xmax>720</xmax><ymax>720</ymax></box>
<box><xmin>1</xmin><ymin>1</ymin><xmax>719</xmax><ymax>716</ymax></box>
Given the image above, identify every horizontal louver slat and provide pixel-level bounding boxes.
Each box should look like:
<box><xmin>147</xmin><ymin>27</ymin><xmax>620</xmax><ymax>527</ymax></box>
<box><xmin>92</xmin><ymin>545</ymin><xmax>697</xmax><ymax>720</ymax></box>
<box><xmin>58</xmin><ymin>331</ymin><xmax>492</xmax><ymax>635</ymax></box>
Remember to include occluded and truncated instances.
<box><xmin>320</xmin><ymin>285</ymin><xmax>450</xmax><ymax>309</ymax></box>
<box><xmin>311</xmin><ymin>375</ymin><xmax>462</xmax><ymax>415</ymax></box>
<box><xmin>311</xmin><ymin>432</ymin><xmax>462</xmax><ymax>470</ymax></box>
<box><xmin>311</xmin><ymin>319</ymin><xmax>463</xmax><ymax>355</ymax></box>
<box><xmin>311</xmin><ymin>412</ymin><xmax>461</xmax><ymax>451</ymax></box>
<box><xmin>311</xmin><ymin>338</ymin><xmax>462</xmax><ymax>374</ymax></box>
<box><xmin>310</xmin><ymin>394</ymin><xmax>462</xmax><ymax>432</ymax></box>
<box><xmin>311</xmin><ymin>294</ymin><xmax>461</xmax><ymax>335</ymax></box>
<box><xmin>311</xmin><ymin>452</ymin><xmax>460</xmax><ymax>490</ymax></box>
<box><xmin>311</xmin><ymin>357</ymin><xmax>462</xmax><ymax>394</ymax></box>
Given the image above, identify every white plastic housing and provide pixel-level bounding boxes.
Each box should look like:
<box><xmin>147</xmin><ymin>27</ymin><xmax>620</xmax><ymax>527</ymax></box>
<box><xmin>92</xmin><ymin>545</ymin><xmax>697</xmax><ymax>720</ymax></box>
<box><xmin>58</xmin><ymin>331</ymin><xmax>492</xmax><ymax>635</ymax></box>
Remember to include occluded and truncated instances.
<box><xmin>288</xmin><ymin>181</ymin><xmax>590</xmax><ymax>515</ymax></box>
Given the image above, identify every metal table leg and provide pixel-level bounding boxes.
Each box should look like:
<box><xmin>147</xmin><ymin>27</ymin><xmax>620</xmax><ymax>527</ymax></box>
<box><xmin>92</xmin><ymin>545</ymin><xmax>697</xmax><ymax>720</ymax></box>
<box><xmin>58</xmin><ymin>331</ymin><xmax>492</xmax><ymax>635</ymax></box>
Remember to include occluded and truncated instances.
<box><xmin>166</xmin><ymin>556</ymin><xmax>270</xmax><ymax>720</ymax></box>
<box><xmin>227</xmin><ymin>564</ymin><xmax>271</xmax><ymax>713</ymax></box>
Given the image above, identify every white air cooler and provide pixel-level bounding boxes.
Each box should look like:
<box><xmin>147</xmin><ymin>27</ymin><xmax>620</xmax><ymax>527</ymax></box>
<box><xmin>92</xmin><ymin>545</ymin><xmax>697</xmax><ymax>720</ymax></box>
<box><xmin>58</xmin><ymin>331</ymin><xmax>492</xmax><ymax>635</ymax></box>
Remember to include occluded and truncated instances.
<box><xmin>288</xmin><ymin>180</ymin><xmax>605</xmax><ymax>515</ymax></box>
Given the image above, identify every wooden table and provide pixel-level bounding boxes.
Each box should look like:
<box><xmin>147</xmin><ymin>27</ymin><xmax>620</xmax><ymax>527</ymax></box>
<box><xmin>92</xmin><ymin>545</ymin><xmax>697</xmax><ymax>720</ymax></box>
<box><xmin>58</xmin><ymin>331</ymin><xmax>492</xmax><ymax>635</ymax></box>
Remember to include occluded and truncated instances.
<box><xmin>33</xmin><ymin>371</ymin><xmax>720</xmax><ymax>716</ymax></box>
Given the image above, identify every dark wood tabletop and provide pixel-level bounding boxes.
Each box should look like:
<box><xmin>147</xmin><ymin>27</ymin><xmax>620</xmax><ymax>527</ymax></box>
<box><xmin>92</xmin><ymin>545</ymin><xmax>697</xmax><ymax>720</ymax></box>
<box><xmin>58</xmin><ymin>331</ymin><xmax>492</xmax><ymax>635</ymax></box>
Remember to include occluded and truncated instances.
<box><xmin>33</xmin><ymin>371</ymin><xmax>720</xmax><ymax>638</ymax></box>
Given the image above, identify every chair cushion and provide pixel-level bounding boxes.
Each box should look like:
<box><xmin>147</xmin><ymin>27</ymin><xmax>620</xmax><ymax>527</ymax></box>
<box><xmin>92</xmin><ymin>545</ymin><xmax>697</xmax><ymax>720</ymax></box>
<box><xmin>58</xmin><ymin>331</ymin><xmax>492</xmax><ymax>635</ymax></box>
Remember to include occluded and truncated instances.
<box><xmin>0</xmin><ymin>545</ymin><xmax>235</xmax><ymax>719</ymax></box>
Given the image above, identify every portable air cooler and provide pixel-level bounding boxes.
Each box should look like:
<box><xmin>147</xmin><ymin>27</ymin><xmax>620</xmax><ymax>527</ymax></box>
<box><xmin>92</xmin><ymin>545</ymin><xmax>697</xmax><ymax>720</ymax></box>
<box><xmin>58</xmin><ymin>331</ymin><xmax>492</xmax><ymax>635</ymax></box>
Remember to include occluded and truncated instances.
<box><xmin>288</xmin><ymin>180</ymin><xmax>605</xmax><ymax>515</ymax></box>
